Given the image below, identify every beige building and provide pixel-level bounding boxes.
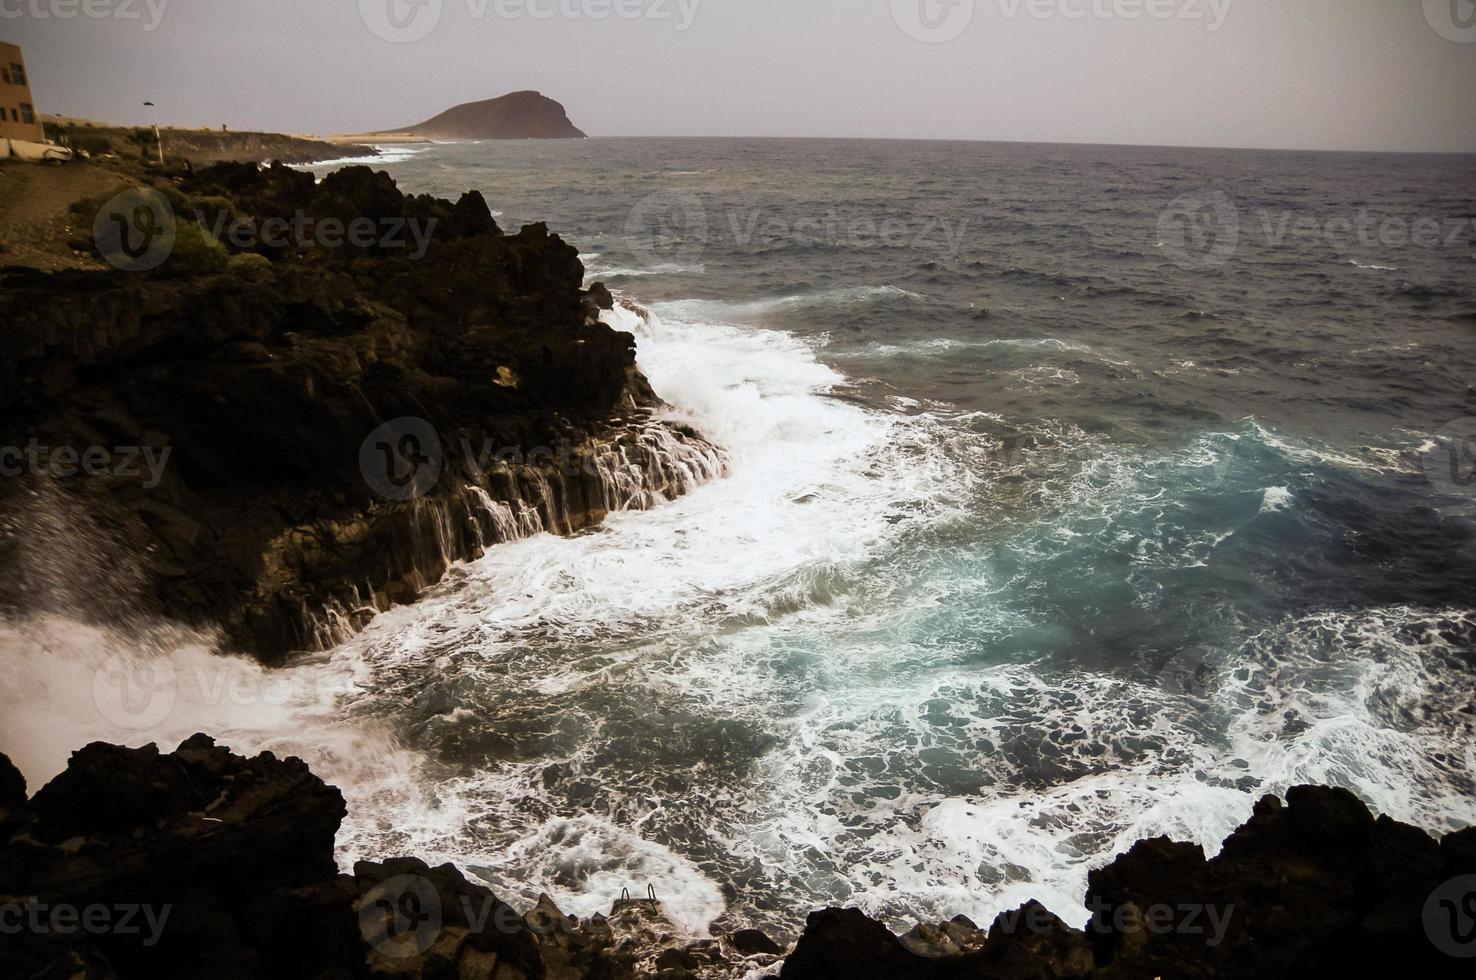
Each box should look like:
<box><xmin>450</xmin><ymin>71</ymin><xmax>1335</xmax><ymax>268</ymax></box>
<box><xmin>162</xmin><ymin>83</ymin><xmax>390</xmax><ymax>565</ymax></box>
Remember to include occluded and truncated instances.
<box><xmin>0</xmin><ymin>41</ymin><xmax>44</xmax><ymax>144</ymax></box>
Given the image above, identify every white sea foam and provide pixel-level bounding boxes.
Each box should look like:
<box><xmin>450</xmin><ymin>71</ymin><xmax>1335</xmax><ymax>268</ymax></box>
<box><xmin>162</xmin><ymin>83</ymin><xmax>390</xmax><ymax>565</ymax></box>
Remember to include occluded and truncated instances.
<box><xmin>1259</xmin><ymin>486</ymin><xmax>1293</xmax><ymax>513</ymax></box>
<box><xmin>2</xmin><ymin>300</ymin><xmax>1472</xmax><ymax>943</ymax></box>
<box><xmin>297</xmin><ymin>144</ymin><xmax>433</xmax><ymax>172</ymax></box>
<box><xmin>854</xmin><ymin>336</ymin><xmax>1094</xmax><ymax>360</ymax></box>
<box><xmin>586</xmin><ymin>262</ymin><xmax>707</xmax><ymax>279</ymax></box>
<box><xmin>656</xmin><ymin>285</ymin><xmax>924</xmax><ymax>323</ymax></box>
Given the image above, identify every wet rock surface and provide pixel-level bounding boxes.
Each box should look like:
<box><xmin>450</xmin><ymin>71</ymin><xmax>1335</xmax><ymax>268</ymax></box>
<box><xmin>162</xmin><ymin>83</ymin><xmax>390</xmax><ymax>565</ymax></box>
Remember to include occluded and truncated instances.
<box><xmin>3</xmin><ymin>739</ymin><xmax>1473</xmax><ymax>979</ymax></box>
<box><xmin>0</xmin><ymin>738</ymin><xmax>762</xmax><ymax>979</ymax></box>
<box><xmin>779</xmin><ymin>787</ymin><xmax>1476</xmax><ymax>979</ymax></box>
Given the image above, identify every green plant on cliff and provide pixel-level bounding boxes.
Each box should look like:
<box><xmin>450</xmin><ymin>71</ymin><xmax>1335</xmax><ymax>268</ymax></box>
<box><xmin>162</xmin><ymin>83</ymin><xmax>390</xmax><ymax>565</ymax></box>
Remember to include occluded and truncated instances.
<box><xmin>226</xmin><ymin>252</ymin><xmax>272</xmax><ymax>281</ymax></box>
<box><xmin>165</xmin><ymin>219</ymin><xmax>229</xmax><ymax>276</ymax></box>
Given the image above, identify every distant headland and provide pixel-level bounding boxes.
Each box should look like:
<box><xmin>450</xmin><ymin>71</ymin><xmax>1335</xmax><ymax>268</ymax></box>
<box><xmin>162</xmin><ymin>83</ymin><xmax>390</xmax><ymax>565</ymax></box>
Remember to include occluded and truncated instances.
<box><xmin>332</xmin><ymin>90</ymin><xmax>587</xmax><ymax>144</ymax></box>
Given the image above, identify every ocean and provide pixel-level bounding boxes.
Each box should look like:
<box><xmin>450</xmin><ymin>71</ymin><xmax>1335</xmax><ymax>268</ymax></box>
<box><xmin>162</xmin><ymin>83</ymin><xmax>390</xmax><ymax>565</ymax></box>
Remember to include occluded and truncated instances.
<box><xmin>9</xmin><ymin>138</ymin><xmax>1476</xmax><ymax>938</ymax></box>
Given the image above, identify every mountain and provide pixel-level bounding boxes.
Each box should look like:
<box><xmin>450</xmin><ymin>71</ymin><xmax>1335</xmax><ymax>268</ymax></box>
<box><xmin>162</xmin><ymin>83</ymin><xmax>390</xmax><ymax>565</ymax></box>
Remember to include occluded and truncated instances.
<box><xmin>389</xmin><ymin>91</ymin><xmax>586</xmax><ymax>140</ymax></box>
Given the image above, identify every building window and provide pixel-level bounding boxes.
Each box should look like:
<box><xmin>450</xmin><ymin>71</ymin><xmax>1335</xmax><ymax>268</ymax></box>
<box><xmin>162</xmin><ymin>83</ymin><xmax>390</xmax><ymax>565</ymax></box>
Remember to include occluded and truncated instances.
<box><xmin>1</xmin><ymin>68</ymin><xmax>9</xmax><ymax>85</ymax></box>
<box><xmin>11</xmin><ymin>64</ymin><xmax>25</xmax><ymax>87</ymax></box>
<box><xmin>8</xmin><ymin>109</ymin><xmax>16</xmax><ymax>122</ymax></box>
<box><xmin>20</xmin><ymin>104</ymin><xmax>33</xmax><ymax>124</ymax></box>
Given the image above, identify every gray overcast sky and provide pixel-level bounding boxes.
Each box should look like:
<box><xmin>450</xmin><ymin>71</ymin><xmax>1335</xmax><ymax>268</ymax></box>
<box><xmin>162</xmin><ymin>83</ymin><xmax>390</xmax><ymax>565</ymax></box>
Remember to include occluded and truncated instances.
<box><xmin>4</xmin><ymin>0</ymin><xmax>1474</xmax><ymax>151</ymax></box>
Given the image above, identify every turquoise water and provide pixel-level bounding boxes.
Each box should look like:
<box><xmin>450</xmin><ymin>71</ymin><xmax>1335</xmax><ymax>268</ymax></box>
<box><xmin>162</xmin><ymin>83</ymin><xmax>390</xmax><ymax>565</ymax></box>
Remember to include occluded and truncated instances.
<box><xmin>293</xmin><ymin>139</ymin><xmax>1476</xmax><ymax>935</ymax></box>
<box><xmin>8</xmin><ymin>139</ymin><xmax>1471</xmax><ymax>941</ymax></box>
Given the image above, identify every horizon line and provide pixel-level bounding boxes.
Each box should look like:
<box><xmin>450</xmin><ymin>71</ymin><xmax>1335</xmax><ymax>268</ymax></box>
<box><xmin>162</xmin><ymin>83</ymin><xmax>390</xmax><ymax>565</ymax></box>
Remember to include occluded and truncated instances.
<box><xmin>575</xmin><ymin>134</ymin><xmax>1476</xmax><ymax>156</ymax></box>
<box><xmin>42</xmin><ymin>113</ymin><xmax>1476</xmax><ymax>156</ymax></box>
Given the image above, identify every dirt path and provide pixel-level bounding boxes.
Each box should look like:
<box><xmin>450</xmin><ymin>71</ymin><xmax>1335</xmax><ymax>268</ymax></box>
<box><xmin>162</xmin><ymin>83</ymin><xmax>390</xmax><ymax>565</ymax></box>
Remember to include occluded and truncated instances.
<box><xmin>0</xmin><ymin>161</ymin><xmax>135</xmax><ymax>272</ymax></box>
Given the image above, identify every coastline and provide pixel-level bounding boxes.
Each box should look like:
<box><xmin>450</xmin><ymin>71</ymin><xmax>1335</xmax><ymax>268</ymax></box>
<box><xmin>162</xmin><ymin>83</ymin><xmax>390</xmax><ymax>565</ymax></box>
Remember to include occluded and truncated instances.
<box><xmin>2</xmin><ymin>735</ymin><xmax>1471</xmax><ymax>978</ymax></box>
<box><xmin>39</xmin><ymin>117</ymin><xmax>380</xmax><ymax>166</ymax></box>
<box><xmin>0</xmin><ymin>158</ymin><xmax>723</xmax><ymax>658</ymax></box>
<box><xmin>2</xmin><ymin>150</ymin><xmax>1473</xmax><ymax>977</ymax></box>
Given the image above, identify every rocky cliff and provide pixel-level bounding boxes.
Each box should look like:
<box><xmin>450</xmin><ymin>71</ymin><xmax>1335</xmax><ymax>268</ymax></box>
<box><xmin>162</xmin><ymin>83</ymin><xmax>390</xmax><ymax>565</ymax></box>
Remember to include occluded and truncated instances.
<box><xmin>2</xmin><ymin>738</ymin><xmax>1471</xmax><ymax>979</ymax></box>
<box><xmin>0</xmin><ymin>162</ymin><xmax>720</xmax><ymax>659</ymax></box>
<box><xmin>388</xmin><ymin>91</ymin><xmax>587</xmax><ymax>140</ymax></box>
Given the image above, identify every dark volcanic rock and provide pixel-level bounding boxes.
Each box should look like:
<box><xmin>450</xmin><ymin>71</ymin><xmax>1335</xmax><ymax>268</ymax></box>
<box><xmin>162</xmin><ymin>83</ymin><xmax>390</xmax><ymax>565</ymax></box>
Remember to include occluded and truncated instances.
<box><xmin>4</xmin><ymin>743</ymin><xmax>1473</xmax><ymax>980</ymax></box>
<box><xmin>0</xmin><ymin>738</ymin><xmax>548</xmax><ymax>980</ymax></box>
<box><xmin>780</xmin><ymin>786</ymin><xmax>1475</xmax><ymax>979</ymax></box>
<box><xmin>0</xmin><ymin>750</ymin><xmax>24</xmax><ymax>814</ymax></box>
<box><xmin>729</xmin><ymin>927</ymin><xmax>783</xmax><ymax>956</ymax></box>
<box><xmin>391</xmin><ymin>91</ymin><xmax>587</xmax><ymax>140</ymax></box>
<box><xmin>781</xmin><ymin>907</ymin><xmax>934</xmax><ymax>980</ymax></box>
<box><xmin>0</xmin><ymin>163</ymin><xmax>722</xmax><ymax>659</ymax></box>
<box><xmin>353</xmin><ymin>857</ymin><xmax>544</xmax><ymax>979</ymax></box>
<box><xmin>0</xmin><ymin>736</ymin><xmax>350</xmax><ymax>979</ymax></box>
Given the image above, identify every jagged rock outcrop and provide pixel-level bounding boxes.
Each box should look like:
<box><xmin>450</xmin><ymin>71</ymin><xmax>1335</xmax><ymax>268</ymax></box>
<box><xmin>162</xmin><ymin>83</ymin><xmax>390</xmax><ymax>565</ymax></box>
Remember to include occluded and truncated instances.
<box><xmin>0</xmin><ymin>737</ymin><xmax>542</xmax><ymax>979</ymax></box>
<box><xmin>0</xmin><ymin>738</ymin><xmax>773</xmax><ymax>980</ymax></box>
<box><xmin>0</xmin><ymin>163</ymin><xmax>722</xmax><ymax>659</ymax></box>
<box><xmin>780</xmin><ymin>786</ymin><xmax>1476</xmax><ymax>979</ymax></box>
<box><xmin>4</xmin><ymin>738</ymin><xmax>1472</xmax><ymax>979</ymax></box>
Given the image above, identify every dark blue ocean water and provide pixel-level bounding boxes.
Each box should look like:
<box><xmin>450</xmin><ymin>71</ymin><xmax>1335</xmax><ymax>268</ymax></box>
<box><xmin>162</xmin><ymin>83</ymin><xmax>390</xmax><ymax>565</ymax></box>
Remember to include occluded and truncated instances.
<box><xmin>284</xmin><ymin>139</ymin><xmax>1476</xmax><ymax>935</ymax></box>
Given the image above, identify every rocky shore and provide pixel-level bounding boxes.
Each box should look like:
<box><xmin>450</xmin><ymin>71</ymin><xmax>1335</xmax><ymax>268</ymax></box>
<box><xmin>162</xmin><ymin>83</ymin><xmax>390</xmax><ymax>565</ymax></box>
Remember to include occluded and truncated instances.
<box><xmin>0</xmin><ymin>161</ymin><xmax>722</xmax><ymax>658</ymax></box>
<box><xmin>2</xmin><ymin>161</ymin><xmax>1472</xmax><ymax>979</ymax></box>
<box><xmin>43</xmin><ymin>120</ymin><xmax>379</xmax><ymax>166</ymax></box>
<box><xmin>1</xmin><ymin>737</ymin><xmax>1472</xmax><ymax>979</ymax></box>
